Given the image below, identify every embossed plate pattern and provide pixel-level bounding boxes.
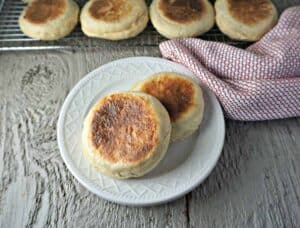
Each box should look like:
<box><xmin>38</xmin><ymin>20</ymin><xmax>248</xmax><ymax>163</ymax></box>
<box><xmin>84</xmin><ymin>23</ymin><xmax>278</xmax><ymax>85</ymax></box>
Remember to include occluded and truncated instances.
<box><xmin>57</xmin><ymin>57</ymin><xmax>225</xmax><ymax>206</ymax></box>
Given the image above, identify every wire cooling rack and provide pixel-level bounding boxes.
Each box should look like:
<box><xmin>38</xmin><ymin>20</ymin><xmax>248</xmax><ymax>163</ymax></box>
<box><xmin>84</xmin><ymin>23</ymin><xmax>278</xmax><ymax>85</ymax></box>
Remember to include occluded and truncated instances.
<box><xmin>0</xmin><ymin>0</ymin><xmax>252</xmax><ymax>51</ymax></box>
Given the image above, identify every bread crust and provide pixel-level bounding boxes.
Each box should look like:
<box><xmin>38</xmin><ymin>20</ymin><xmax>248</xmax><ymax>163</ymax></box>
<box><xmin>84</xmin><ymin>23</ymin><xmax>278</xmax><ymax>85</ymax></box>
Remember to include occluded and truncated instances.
<box><xmin>215</xmin><ymin>0</ymin><xmax>278</xmax><ymax>41</ymax></box>
<box><xmin>132</xmin><ymin>73</ymin><xmax>205</xmax><ymax>142</ymax></box>
<box><xmin>80</xmin><ymin>0</ymin><xmax>149</xmax><ymax>40</ymax></box>
<box><xmin>82</xmin><ymin>92</ymin><xmax>171</xmax><ymax>179</ymax></box>
<box><xmin>19</xmin><ymin>0</ymin><xmax>79</xmax><ymax>40</ymax></box>
<box><xmin>150</xmin><ymin>0</ymin><xmax>215</xmax><ymax>39</ymax></box>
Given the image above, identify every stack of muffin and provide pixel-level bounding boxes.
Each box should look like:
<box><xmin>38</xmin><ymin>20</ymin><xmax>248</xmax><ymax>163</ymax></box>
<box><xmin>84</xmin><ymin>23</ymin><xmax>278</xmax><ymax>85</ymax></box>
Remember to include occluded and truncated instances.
<box><xmin>82</xmin><ymin>72</ymin><xmax>205</xmax><ymax>179</ymax></box>
<box><xmin>19</xmin><ymin>0</ymin><xmax>278</xmax><ymax>41</ymax></box>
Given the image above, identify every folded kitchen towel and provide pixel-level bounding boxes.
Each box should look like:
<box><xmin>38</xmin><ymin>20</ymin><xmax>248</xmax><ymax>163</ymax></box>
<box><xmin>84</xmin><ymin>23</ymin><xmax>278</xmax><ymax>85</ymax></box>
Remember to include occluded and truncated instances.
<box><xmin>159</xmin><ymin>6</ymin><xmax>300</xmax><ymax>121</ymax></box>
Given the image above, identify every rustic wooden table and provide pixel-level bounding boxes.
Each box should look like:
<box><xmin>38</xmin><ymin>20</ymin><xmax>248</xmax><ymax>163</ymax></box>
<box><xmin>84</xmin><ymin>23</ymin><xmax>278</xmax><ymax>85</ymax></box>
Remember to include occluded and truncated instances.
<box><xmin>0</xmin><ymin>46</ymin><xmax>299</xmax><ymax>228</ymax></box>
<box><xmin>0</xmin><ymin>1</ymin><xmax>300</xmax><ymax>227</ymax></box>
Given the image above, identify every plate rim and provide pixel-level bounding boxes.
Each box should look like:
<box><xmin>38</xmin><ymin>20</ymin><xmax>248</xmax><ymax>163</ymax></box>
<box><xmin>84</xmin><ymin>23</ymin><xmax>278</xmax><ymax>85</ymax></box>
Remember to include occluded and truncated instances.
<box><xmin>57</xmin><ymin>56</ymin><xmax>225</xmax><ymax>206</ymax></box>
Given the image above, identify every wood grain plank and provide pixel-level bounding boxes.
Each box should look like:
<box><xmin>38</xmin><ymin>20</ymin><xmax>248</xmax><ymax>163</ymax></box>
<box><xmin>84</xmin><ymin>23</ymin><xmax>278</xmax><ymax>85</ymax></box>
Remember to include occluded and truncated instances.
<box><xmin>188</xmin><ymin>119</ymin><xmax>300</xmax><ymax>228</ymax></box>
<box><xmin>0</xmin><ymin>49</ymin><xmax>187</xmax><ymax>228</ymax></box>
<box><xmin>0</xmin><ymin>47</ymin><xmax>299</xmax><ymax>228</ymax></box>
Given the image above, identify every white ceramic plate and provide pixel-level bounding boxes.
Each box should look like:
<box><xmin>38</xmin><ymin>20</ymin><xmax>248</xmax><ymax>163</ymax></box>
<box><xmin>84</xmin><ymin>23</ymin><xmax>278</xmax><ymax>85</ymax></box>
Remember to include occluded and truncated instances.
<box><xmin>57</xmin><ymin>57</ymin><xmax>225</xmax><ymax>206</ymax></box>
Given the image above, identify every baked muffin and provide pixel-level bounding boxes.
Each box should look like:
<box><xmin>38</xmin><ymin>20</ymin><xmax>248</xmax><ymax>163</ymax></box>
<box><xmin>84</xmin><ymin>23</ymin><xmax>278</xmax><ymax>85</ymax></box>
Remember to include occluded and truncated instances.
<box><xmin>19</xmin><ymin>0</ymin><xmax>79</xmax><ymax>40</ymax></box>
<box><xmin>80</xmin><ymin>0</ymin><xmax>149</xmax><ymax>40</ymax></box>
<box><xmin>215</xmin><ymin>0</ymin><xmax>278</xmax><ymax>41</ymax></box>
<box><xmin>82</xmin><ymin>92</ymin><xmax>171</xmax><ymax>179</ymax></box>
<box><xmin>132</xmin><ymin>72</ymin><xmax>204</xmax><ymax>141</ymax></box>
<box><xmin>150</xmin><ymin>0</ymin><xmax>214</xmax><ymax>39</ymax></box>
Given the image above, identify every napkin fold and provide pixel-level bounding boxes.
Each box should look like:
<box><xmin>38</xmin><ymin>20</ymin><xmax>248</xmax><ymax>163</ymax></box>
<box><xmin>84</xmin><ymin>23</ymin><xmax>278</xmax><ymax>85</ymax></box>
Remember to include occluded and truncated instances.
<box><xmin>159</xmin><ymin>6</ymin><xmax>300</xmax><ymax>121</ymax></box>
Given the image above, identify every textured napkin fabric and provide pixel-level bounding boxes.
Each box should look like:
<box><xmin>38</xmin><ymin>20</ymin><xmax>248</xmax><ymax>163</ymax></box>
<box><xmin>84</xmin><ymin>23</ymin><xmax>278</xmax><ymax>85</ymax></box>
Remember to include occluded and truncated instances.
<box><xmin>159</xmin><ymin>6</ymin><xmax>300</xmax><ymax>121</ymax></box>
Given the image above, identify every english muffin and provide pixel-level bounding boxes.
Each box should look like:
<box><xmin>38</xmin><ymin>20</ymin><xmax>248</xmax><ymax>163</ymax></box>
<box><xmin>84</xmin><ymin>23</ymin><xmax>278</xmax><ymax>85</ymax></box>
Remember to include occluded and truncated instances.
<box><xmin>19</xmin><ymin>0</ymin><xmax>79</xmax><ymax>40</ymax></box>
<box><xmin>132</xmin><ymin>73</ymin><xmax>204</xmax><ymax>142</ymax></box>
<box><xmin>82</xmin><ymin>92</ymin><xmax>171</xmax><ymax>179</ymax></box>
<box><xmin>80</xmin><ymin>0</ymin><xmax>149</xmax><ymax>40</ymax></box>
<box><xmin>215</xmin><ymin>0</ymin><xmax>278</xmax><ymax>41</ymax></box>
<box><xmin>150</xmin><ymin>0</ymin><xmax>214</xmax><ymax>39</ymax></box>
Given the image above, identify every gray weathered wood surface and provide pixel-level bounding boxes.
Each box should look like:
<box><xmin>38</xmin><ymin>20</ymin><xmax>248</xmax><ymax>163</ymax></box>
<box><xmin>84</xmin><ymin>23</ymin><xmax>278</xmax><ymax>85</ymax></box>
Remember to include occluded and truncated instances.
<box><xmin>1</xmin><ymin>46</ymin><xmax>300</xmax><ymax>228</ymax></box>
<box><xmin>0</xmin><ymin>1</ymin><xmax>300</xmax><ymax>226</ymax></box>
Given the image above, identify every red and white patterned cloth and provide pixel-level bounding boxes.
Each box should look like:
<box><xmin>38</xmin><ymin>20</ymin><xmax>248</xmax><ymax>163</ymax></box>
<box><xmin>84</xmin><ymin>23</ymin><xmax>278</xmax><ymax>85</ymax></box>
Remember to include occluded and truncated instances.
<box><xmin>159</xmin><ymin>6</ymin><xmax>300</xmax><ymax>121</ymax></box>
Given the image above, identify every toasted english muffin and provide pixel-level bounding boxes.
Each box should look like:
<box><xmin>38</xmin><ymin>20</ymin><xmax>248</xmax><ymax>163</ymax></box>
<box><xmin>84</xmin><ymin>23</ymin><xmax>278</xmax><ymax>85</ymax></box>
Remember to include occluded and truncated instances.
<box><xmin>80</xmin><ymin>0</ymin><xmax>149</xmax><ymax>40</ymax></box>
<box><xmin>132</xmin><ymin>73</ymin><xmax>204</xmax><ymax>142</ymax></box>
<box><xmin>19</xmin><ymin>0</ymin><xmax>79</xmax><ymax>40</ymax></box>
<box><xmin>82</xmin><ymin>92</ymin><xmax>171</xmax><ymax>179</ymax></box>
<box><xmin>215</xmin><ymin>0</ymin><xmax>278</xmax><ymax>41</ymax></box>
<box><xmin>150</xmin><ymin>0</ymin><xmax>214</xmax><ymax>39</ymax></box>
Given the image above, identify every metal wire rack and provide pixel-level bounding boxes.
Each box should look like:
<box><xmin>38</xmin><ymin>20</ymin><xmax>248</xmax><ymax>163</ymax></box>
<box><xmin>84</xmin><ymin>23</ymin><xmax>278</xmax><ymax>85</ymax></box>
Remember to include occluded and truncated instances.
<box><xmin>0</xmin><ymin>0</ymin><xmax>249</xmax><ymax>51</ymax></box>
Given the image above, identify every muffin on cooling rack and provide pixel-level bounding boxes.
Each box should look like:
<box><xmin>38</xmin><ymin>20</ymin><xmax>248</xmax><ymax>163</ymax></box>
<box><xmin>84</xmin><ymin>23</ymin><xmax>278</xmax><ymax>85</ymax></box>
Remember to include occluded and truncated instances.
<box><xmin>150</xmin><ymin>0</ymin><xmax>215</xmax><ymax>39</ymax></box>
<box><xmin>215</xmin><ymin>0</ymin><xmax>278</xmax><ymax>41</ymax></box>
<box><xmin>19</xmin><ymin>0</ymin><xmax>79</xmax><ymax>40</ymax></box>
<box><xmin>80</xmin><ymin>0</ymin><xmax>149</xmax><ymax>40</ymax></box>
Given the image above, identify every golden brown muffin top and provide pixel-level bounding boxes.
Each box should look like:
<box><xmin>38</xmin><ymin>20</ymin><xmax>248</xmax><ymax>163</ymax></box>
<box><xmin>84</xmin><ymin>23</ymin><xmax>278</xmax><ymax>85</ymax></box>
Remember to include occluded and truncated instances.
<box><xmin>91</xmin><ymin>93</ymin><xmax>158</xmax><ymax>163</ymax></box>
<box><xmin>228</xmin><ymin>0</ymin><xmax>274</xmax><ymax>25</ymax></box>
<box><xmin>159</xmin><ymin>0</ymin><xmax>205</xmax><ymax>23</ymax></box>
<box><xmin>24</xmin><ymin>0</ymin><xmax>66</xmax><ymax>24</ymax></box>
<box><xmin>89</xmin><ymin>0</ymin><xmax>132</xmax><ymax>22</ymax></box>
<box><xmin>140</xmin><ymin>74</ymin><xmax>195</xmax><ymax>122</ymax></box>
